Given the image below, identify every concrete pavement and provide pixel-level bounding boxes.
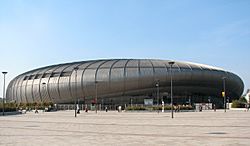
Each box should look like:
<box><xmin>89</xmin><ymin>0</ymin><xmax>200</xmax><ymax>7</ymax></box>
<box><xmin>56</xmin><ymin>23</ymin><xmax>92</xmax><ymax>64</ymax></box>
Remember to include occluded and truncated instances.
<box><xmin>0</xmin><ymin>110</ymin><xmax>250</xmax><ymax>146</ymax></box>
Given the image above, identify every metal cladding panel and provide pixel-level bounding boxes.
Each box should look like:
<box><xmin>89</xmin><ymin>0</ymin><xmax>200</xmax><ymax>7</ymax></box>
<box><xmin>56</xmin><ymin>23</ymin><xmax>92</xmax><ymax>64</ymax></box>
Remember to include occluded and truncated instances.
<box><xmin>20</xmin><ymin>79</ymin><xmax>28</xmax><ymax>103</ymax></box>
<box><xmin>188</xmin><ymin>64</ymin><xmax>202</xmax><ymax>70</ymax></box>
<box><xmin>26</xmin><ymin>80</ymin><xmax>34</xmax><ymax>103</ymax></box>
<box><xmin>154</xmin><ymin>67</ymin><xmax>168</xmax><ymax>84</ymax></box>
<box><xmin>15</xmin><ymin>77</ymin><xmax>23</xmax><ymax>103</ymax></box>
<box><xmin>75</xmin><ymin>70</ymin><xmax>84</xmax><ymax>98</ymax></box>
<box><xmin>30</xmin><ymin>70</ymin><xmax>43</xmax><ymax>103</ymax></box>
<box><xmin>151</xmin><ymin>60</ymin><xmax>166</xmax><ymax>67</ymax></box>
<box><xmin>82</xmin><ymin>69</ymin><xmax>96</xmax><ymax>96</ymax></box>
<box><xmin>48</xmin><ymin>77</ymin><xmax>60</xmax><ymax>102</ymax></box>
<box><xmin>32</xmin><ymin>79</ymin><xmax>41</xmax><ymax>103</ymax></box>
<box><xmin>63</xmin><ymin>64</ymin><xmax>81</xmax><ymax>72</ymax></box>
<box><xmin>113</xmin><ymin>60</ymin><xmax>128</xmax><ymax>68</ymax></box>
<box><xmin>6</xmin><ymin>59</ymin><xmax>245</xmax><ymax>103</ymax></box>
<box><xmin>127</xmin><ymin>60</ymin><xmax>139</xmax><ymax>67</ymax></box>
<box><xmin>140</xmin><ymin>60</ymin><xmax>153</xmax><ymax>67</ymax></box>
<box><xmin>11</xmin><ymin>80</ymin><xmax>16</xmax><ymax>99</ymax></box>
<box><xmin>96</xmin><ymin>68</ymin><xmax>110</xmax><ymax>94</ymax></box>
<box><xmin>100</xmin><ymin>60</ymin><xmax>117</xmax><ymax>68</ymax></box>
<box><xmin>234</xmin><ymin>73</ymin><xmax>244</xmax><ymax>96</ymax></box>
<box><xmin>76</xmin><ymin>69</ymin><xmax>85</xmax><ymax>96</ymax></box>
<box><xmin>10</xmin><ymin>79</ymin><xmax>18</xmax><ymax>102</ymax></box>
<box><xmin>40</xmin><ymin>77</ymin><xmax>50</xmax><ymax>102</ymax></box>
<box><xmin>70</xmin><ymin>69</ymin><xmax>83</xmax><ymax>99</ymax></box>
<box><xmin>40</xmin><ymin>82</ymin><xmax>48</xmax><ymax>102</ymax></box>
<box><xmin>110</xmin><ymin>68</ymin><xmax>124</xmax><ymax>92</ymax></box>
<box><xmin>125</xmin><ymin>67</ymin><xmax>139</xmax><ymax>91</ymax></box>
<box><xmin>77</xmin><ymin>62</ymin><xmax>94</xmax><ymax>70</ymax></box>
<box><xmin>53</xmin><ymin>65</ymin><xmax>69</xmax><ymax>72</ymax></box>
<box><xmin>10</xmin><ymin>80</ymin><xmax>15</xmax><ymax>99</ymax></box>
<box><xmin>176</xmin><ymin>62</ymin><xmax>192</xmax><ymax>70</ymax></box>
<box><xmin>88</xmin><ymin>60</ymin><xmax>106</xmax><ymax>69</ymax></box>
<box><xmin>6</xmin><ymin>81</ymin><xmax>13</xmax><ymax>102</ymax></box>
<box><xmin>64</xmin><ymin>64</ymin><xmax>83</xmax><ymax>99</ymax></box>
<box><xmin>58</xmin><ymin>76</ymin><xmax>71</xmax><ymax>101</ymax></box>
<box><xmin>202</xmin><ymin>69</ymin><xmax>214</xmax><ymax>81</ymax></box>
<box><xmin>209</xmin><ymin>70</ymin><xmax>220</xmax><ymax>83</ymax></box>
<box><xmin>175</xmin><ymin>69</ymin><xmax>191</xmax><ymax>81</ymax></box>
<box><xmin>139</xmin><ymin>67</ymin><xmax>154</xmax><ymax>89</ymax></box>
<box><xmin>17</xmin><ymin>77</ymin><xmax>26</xmax><ymax>103</ymax></box>
<box><xmin>190</xmin><ymin>69</ymin><xmax>204</xmax><ymax>82</ymax></box>
<box><xmin>44</xmin><ymin>67</ymin><xmax>59</xmax><ymax>73</ymax></box>
<box><xmin>211</xmin><ymin>70</ymin><xmax>226</xmax><ymax>82</ymax></box>
<box><xmin>181</xmin><ymin>69</ymin><xmax>193</xmax><ymax>80</ymax></box>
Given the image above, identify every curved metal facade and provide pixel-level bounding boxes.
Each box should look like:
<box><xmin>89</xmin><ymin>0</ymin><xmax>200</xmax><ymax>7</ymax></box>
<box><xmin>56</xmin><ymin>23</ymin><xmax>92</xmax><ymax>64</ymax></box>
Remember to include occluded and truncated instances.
<box><xmin>6</xmin><ymin>59</ymin><xmax>244</xmax><ymax>104</ymax></box>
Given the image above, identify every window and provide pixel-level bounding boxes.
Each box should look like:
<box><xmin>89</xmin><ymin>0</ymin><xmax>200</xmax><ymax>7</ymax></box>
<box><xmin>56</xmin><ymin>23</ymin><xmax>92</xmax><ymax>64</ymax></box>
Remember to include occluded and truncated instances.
<box><xmin>23</xmin><ymin>76</ymin><xmax>29</xmax><ymax>80</ymax></box>
<box><xmin>42</xmin><ymin>73</ymin><xmax>51</xmax><ymax>78</ymax></box>
<box><xmin>60</xmin><ymin>72</ymin><xmax>71</xmax><ymax>77</ymax></box>
<box><xmin>51</xmin><ymin>72</ymin><xmax>60</xmax><ymax>77</ymax></box>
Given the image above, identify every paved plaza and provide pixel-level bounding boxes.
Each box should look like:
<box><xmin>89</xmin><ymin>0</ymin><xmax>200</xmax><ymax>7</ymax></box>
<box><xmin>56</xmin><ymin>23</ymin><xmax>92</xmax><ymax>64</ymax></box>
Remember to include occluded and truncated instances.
<box><xmin>0</xmin><ymin>110</ymin><xmax>250</xmax><ymax>146</ymax></box>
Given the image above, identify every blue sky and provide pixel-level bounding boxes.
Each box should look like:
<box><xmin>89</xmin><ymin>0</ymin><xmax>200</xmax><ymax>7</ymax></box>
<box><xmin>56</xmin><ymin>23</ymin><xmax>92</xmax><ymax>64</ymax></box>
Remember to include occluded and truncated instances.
<box><xmin>0</xmin><ymin>0</ymin><xmax>249</xmax><ymax>97</ymax></box>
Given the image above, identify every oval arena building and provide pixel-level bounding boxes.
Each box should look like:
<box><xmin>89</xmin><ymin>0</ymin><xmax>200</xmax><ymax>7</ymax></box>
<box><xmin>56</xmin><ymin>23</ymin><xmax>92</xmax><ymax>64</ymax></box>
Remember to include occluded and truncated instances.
<box><xmin>6</xmin><ymin>59</ymin><xmax>244</xmax><ymax>106</ymax></box>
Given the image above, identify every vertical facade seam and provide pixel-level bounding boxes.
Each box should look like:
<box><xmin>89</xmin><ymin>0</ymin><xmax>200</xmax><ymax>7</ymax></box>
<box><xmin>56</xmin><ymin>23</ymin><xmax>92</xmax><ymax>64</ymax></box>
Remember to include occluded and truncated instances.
<box><xmin>123</xmin><ymin>59</ymin><xmax>131</xmax><ymax>95</ymax></box>
<box><xmin>78</xmin><ymin>61</ymin><xmax>98</xmax><ymax>99</ymax></box>
<box><xmin>148</xmin><ymin>60</ymin><xmax>156</xmax><ymax>82</ymax></box>
<box><xmin>31</xmin><ymin>71</ymin><xmax>39</xmax><ymax>103</ymax></box>
<box><xmin>47</xmin><ymin>65</ymin><xmax>64</xmax><ymax>102</ymax></box>
<box><xmin>94</xmin><ymin>60</ymin><xmax>108</xmax><ymax>97</ymax></box>
<box><xmin>57</xmin><ymin>64</ymin><xmax>73</xmax><ymax>101</ymax></box>
<box><xmin>108</xmin><ymin>60</ymin><xmax>122</xmax><ymax>91</ymax></box>
<box><xmin>38</xmin><ymin>67</ymin><xmax>56</xmax><ymax>103</ymax></box>
<box><xmin>16</xmin><ymin>77</ymin><xmax>23</xmax><ymax>103</ymax></box>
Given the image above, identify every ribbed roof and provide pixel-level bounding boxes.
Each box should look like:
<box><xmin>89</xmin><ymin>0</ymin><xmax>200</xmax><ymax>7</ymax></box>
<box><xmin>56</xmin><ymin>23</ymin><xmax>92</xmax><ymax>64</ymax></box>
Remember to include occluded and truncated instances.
<box><xmin>18</xmin><ymin>59</ymin><xmax>226</xmax><ymax>77</ymax></box>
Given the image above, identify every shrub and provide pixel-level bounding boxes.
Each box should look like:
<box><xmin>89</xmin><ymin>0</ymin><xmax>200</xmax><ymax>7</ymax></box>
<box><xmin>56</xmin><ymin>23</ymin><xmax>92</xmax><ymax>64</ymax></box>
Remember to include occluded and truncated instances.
<box><xmin>0</xmin><ymin>103</ymin><xmax>17</xmax><ymax>112</ymax></box>
<box><xmin>126</xmin><ymin>105</ymin><xmax>194</xmax><ymax>111</ymax></box>
<box><xmin>126</xmin><ymin>106</ymin><xmax>146</xmax><ymax>110</ymax></box>
<box><xmin>231</xmin><ymin>100</ymin><xmax>246</xmax><ymax>108</ymax></box>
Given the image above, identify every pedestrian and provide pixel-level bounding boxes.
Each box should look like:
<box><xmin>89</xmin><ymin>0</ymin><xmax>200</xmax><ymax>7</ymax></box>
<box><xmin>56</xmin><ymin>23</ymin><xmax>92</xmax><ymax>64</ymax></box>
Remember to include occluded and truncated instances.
<box><xmin>118</xmin><ymin>106</ymin><xmax>121</xmax><ymax>112</ymax></box>
<box><xmin>245</xmin><ymin>104</ymin><xmax>249</xmax><ymax>112</ymax></box>
<box><xmin>199</xmin><ymin>105</ymin><xmax>202</xmax><ymax>112</ymax></box>
<box><xmin>105</xmin><ymin>106</ymin><xmax>108</xmax><ymax>112</ymax></box>
<box><xmin>178</xmin><ymin>105</ymin><xmax>180</xmax><ymax>112</ymax></box>
<box><xmin>35</xmin><ymin>108</ymin><xmax>38</xmax><ymax>114</ymax></box>
<box><xmin>77</xmin><ymin>104</ymin><xmax>80</xmax><ymax>114</ymax></box>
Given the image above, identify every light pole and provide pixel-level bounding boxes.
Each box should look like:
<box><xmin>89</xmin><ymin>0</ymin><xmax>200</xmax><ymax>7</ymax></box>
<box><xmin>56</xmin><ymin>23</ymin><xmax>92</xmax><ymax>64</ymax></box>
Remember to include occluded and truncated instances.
<box><xmin>222</xmin><ymin>77</ymin><xmax>226</xmax><ymax>113</ymax></box>
<box><xmin>168</xmin><ymin>61</ymin><xmax>175</xmax><ymax>119</ymax></box>
<box><xmin>95</xmin><ymin>81</ymin><xmax>98</xmax><ymax>114</ymax></box>
<box><xmin>2</xmin><ymin>71</ymin><xmax>7</xmax><ymax>116</ymax></box>
<box><xmin>156</xmin><ymin>81</ymin><xmax>159</xmax><ymax>113</ymax></box>
<box><xmin>73</xmin><ymin>67</ymin><xmax>79</xmax><ymax>117</ymax></box>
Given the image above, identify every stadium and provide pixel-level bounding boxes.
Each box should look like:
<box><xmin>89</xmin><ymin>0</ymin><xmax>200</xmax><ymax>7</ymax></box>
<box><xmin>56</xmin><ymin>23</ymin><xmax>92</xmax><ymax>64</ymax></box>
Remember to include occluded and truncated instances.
<box><xmin>6</xmin><ymin>59</ymin><xmax>244</xmax><ymax>108</ymax></box>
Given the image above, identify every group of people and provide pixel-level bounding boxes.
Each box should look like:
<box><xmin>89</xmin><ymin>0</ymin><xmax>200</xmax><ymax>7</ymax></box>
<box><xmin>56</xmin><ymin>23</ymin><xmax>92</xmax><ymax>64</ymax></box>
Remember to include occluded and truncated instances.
<box><xmin>83</xmin><ymin>106</ymin><xmax>109</xmax><ymax>112</ymax></box>
<box><xmin>174</xmin><ymin>105</ymin><xmax>181</xmax><ymax>112</ymax></box>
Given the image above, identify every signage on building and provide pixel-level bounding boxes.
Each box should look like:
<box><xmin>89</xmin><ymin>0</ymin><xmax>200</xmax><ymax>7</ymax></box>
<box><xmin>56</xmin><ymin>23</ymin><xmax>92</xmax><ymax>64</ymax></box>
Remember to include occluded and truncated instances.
<box><xmin>144</xmin><ymin>99</ymin><xmax>153</xmax><ymax>105</ymax></box>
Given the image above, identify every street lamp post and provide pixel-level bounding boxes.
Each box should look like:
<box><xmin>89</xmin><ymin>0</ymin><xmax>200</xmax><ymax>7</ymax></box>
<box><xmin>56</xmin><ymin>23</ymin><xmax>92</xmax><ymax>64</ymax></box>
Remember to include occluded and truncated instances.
<box><xmin>156</xmin><ymin>81</ymin><xmax>159</xmax><ymax>113</ymax></box>
<box><xmin>168</xmin><ymin>61</ymin><xmax>175</xmax><ymax>119</ymax></box>
<box><xmin>222</xmin><ymin>77</ymin><xmax>226</xmax><ymax>113</ymax></box>
<box><xmin>2</xmin><ymin>71</ymin><xmax>7</xmax><ymax>116</ymax></box>
<box><xmin>95</xmin><ymin>81</ymin><xmax>98</xmax><ymax>114</ymax></box>
<box><xmin>73</xmin><ymin>67</ymin><xmax>79</xmax><ymax>117</ymax></box>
